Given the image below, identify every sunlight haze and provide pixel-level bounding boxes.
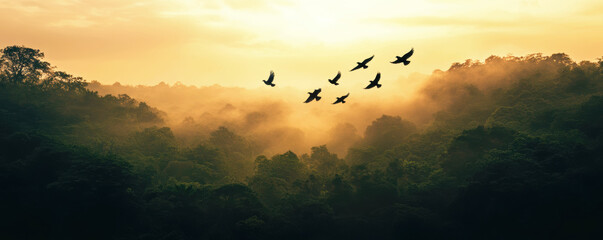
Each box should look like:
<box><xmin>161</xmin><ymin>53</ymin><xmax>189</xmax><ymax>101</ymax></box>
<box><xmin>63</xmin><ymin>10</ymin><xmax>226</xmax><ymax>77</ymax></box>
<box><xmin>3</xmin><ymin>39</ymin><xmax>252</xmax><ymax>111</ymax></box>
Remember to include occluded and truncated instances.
<box><xmin>1</xmin><ymin>0</ymin><xmax>602</xmax><ymax>88</ymax></box>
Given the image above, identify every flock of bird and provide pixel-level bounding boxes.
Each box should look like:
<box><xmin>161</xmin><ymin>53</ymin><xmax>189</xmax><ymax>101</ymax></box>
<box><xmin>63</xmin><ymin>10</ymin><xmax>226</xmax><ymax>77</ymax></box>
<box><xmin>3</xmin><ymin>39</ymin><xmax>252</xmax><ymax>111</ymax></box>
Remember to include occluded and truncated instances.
<box><xmin>262</xmin><ymin>48</ymin><xmax>414</xmax><ymax>104</ymax></box>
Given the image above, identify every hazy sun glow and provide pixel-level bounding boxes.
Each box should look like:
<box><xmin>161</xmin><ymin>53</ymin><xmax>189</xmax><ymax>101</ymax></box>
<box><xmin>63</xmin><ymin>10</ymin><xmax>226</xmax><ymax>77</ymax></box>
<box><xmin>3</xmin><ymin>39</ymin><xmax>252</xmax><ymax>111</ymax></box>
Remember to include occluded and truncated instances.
<box><xmin>1</xmin><ymin>0</ymin><xmax>602</xmax><ymax>88</ymax></box>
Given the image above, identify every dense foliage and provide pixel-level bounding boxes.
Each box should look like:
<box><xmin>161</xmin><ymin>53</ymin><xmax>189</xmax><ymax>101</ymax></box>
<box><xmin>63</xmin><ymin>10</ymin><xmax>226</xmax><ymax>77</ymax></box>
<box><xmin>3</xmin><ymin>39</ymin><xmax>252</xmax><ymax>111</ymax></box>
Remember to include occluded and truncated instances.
<box><xmin>1</xmin><ymin>46</ymin><xmax>603</xmax><ymax>239</ymax></box>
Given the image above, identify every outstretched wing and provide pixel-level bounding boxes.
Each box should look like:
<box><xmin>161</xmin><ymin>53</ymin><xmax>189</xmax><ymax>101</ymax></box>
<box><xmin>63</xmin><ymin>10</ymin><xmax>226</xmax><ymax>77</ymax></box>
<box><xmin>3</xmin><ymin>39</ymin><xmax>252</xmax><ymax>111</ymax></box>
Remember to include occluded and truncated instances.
<box><xmin>268</xmin><ymin>71</ymin><xmax>274</xmax><ymax>82</ymax></box>
<box><xmin>401</xmin><ymin>48</ymin><xmax>414</xmax><ymax>59</ymax></box>
<box><xmin>333</xmin><ymin>71</ymin><xmax>341</xmax><ymax>81</ymax></box>
<box><xmin>362</xmin><ymin>55</ymin><xmax>374</xmax><ymax>64</ymax></box>
<box><xmin>304</xmin><ymin>95</ymin><xmax>314</xmax><ymax>103</ymax></box>
<box><xmin>342</xmin><ymin>93</ymin><xmax>350</xmax><ymax>99</ymax></box>
<box><xmin>350</xmin><ymin>64</ymin><xmax>362</xmax><ymax>72</ymax></box>
<box><xmin>375</xmin><ymin>72</ymin><xmax>381</xmax><ymax>81</ymax></box>
<box><xmin>364</xmin><ymin>82</ymin><xmax>374</xmax><ymax>89</ymax></box>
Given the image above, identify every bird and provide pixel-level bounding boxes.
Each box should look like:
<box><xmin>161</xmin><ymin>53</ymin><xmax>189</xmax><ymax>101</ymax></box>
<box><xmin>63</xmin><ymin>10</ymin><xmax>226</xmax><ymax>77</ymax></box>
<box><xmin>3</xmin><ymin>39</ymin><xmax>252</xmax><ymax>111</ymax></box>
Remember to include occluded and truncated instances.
<box><xmin>304</xmin><ymin>88</ymin><xmax>322</xmax><ymax>103</ymax></box>
<box><xmin>333</xmin><ymin>93</ymin><xmax>349</xmax><ymax>104</ymax></box>
<box><xmin>365</xmin><ymin>72</ymin><xmax>382</xmax><ymax>89</ymax></box>
<box><xmin>263</xmin><ymin>71</ymin><xmax>275</xmax><ymax>87</ymax></box>
<box><xmin>391</xmin><ymin>48</ymin><xmax>414</xmax><ymax>66</ymax></box>
<box><xmin>328</xmin><ymin>71</ymin><xmax>341</xmax><ymax>85</ymax></box>
<box><xmin>350</xmin><ymin>55</ymin><xmax>374</xmax><ymax>71</ymax></box>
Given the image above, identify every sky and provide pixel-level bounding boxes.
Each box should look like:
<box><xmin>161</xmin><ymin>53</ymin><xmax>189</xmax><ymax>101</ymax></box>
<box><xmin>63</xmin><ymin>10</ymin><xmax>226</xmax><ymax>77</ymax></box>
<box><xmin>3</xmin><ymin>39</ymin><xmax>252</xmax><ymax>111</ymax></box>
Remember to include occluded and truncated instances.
<box><xmin>1</xmin><ymin>0</ymin><xmax>602</xmax><ymax>89</ymax></box>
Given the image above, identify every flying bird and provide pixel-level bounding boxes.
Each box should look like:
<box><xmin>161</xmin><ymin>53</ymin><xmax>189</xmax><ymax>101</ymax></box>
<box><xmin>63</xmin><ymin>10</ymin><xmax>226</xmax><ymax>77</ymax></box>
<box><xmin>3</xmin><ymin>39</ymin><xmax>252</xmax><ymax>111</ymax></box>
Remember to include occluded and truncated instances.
<box><xmin>263</xmin><ymin>71</ymin><xmax>275</xmax><ymax>87</ymax></box>
<box><xmin>350</xmin><ymin>55</ymin><xmax>374</xmax><ymax>71</ymax></box>
<box><xmin>391</xmin><ymin>48</ymin><xmax>414</xmax><ymax>66</ymax></box>
<box><xmin>333</xmin><ymin>93</ymin><xmax>350</xmax><ymax>104</ymax></box>
<box><xmin>304</xmin><ymin>88</ymin><xmax>322</xmax><ymax>103</ymax></box>
<box><xmin>328</xmin><ymin>71</ymin><xmax>341</xmax><ymax>85</ymax></box>
<box><xmin>365</xmin><ymin>72</ymin><xmax>382</xmax><ymax>89</ymax></box>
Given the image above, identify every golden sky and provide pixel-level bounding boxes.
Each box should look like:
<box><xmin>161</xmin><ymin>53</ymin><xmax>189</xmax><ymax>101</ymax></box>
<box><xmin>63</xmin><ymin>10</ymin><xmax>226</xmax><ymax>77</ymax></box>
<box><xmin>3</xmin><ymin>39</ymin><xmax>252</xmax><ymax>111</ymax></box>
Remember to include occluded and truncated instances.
<box><xmin>1</xmin><ymin>0</ymin><xmax>602</xmax><ymax>89</ymax></box>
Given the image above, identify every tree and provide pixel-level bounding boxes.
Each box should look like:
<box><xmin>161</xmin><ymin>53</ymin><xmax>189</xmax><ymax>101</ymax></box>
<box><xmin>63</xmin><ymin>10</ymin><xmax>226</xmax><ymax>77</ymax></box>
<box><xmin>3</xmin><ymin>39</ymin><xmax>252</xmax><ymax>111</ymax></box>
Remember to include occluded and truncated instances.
<box><xmin>41</xmin><ymin>71</ymin><xmax>88</xmax><ymax>93</ymax></box>
<box><xmin>130</xmin><ymin>127</ymin><xmax>177</xmax><ymax>160</ymax></box>
<box><xmin>363</xmin><ymin>115</ymin><xmax>417</xmax><ymax>151</ymax></box>
<box><xmin>440</xmin><ymin>126</ymin><xmax>517</xmax><ymax>180</ymax></box>
<box><xmin>253</xmin><ymin>151</ymin><xmax>306</xmax><ymax>183</ymax></box>
<box><xmin>0</xmin><ymin>46</ymin><xmax>50</xmax><ymax>84</ymax></box>
<box><xmin>249</xmin><ymin>152</ymin><xmax>308</xmax><ymax>205</ymax></box>
<box><xmin>209</xmin><ymin>126</ymin><xmax>253</xmax><ymax>155</ymax></box>
<box><xmin>208</xmin><ymin>126</ymin><xmax>259</xmax><ymax>180</ymax></box>
<box><xmin>302</xmin><ymin>145</ymin><xmax>344</xmax><ymax>177</ymax></box>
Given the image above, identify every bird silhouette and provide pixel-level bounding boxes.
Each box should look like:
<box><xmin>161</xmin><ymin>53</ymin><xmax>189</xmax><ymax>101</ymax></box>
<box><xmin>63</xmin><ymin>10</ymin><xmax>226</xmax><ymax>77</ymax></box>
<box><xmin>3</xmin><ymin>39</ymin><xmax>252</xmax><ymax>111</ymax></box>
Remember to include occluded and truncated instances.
<box><xmin>304</xmin><ymin>88</ymin><xmax>322</xmax><ymax>103</ymax></box>
<box><xmin>391</xmin><ymin>48</ymin><xmax>414</xmax><ymax>66</ymax></box>
<box><xmin>263</xmin><ymin>71</ymin><xmax>275</xmax><ymax>87</ymax></box>
<box><xmin>333</xmin><ymin>93</ymin><xmax>349</xmax><ymax>104</ymax></box>
<box><xmin>365</xmin><ymin>72</ymin><xmax>382</xmax><ymax>89</ymax></box>
<box><xmin>350</xmin><ymin>55</ymin><xmax>374</xmax><ymax>71</ymax></box>
<box><xmin>328</xmin><ymin>71</ymin><xmax>341</xmax><ymax>85</ymax></box>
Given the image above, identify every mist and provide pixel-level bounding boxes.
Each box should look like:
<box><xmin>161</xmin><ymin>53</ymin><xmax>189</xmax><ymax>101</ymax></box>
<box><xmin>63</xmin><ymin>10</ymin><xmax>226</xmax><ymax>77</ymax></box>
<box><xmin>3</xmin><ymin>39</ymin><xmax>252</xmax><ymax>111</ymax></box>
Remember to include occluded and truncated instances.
<box><xmin>87</xmin><ymin>53</ymin><xmax>586</xmax><ymax>158</ymax></box>
<box><xmin>87</xmin><ymin>71</ymin><xmax>430</xmax><ymax>156</ymax></box>
<box><xmin>88</xmin><ymin>54</ymin><xmax>555</xmax><ymax>156</ymax></box>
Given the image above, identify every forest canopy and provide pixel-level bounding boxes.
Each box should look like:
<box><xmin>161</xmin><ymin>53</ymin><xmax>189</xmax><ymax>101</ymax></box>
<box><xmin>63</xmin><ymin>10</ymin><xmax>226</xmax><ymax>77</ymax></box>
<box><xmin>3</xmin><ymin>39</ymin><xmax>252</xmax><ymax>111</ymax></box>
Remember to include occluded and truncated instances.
<box><xmin>1</xmin><ymin>45</ymin><xmax>603</xmax><ymax>239</ymax></box>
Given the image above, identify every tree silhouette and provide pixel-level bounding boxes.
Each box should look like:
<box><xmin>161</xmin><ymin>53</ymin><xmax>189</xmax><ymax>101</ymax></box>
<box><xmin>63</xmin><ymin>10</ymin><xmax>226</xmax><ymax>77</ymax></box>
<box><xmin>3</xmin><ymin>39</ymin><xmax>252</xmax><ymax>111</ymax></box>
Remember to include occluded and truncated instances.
<box><xmin>364</xmin><ymin>115</ymin><xmax>417</xmax><ymax>151</ymax></box>
<box><xmin>0</xmin><ymin>46</ymin><xmax>50</xmax><ymax>84</ymax></box>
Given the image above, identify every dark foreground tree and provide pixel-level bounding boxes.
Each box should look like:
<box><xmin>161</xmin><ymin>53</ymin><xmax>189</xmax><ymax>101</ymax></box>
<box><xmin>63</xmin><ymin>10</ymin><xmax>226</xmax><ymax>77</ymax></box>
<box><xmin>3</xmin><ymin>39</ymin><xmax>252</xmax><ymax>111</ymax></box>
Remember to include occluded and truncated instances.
<box><xmin>0</xmin><ymin>46</ymin><xmax>50</xmax><ymax>84</ymax></box>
